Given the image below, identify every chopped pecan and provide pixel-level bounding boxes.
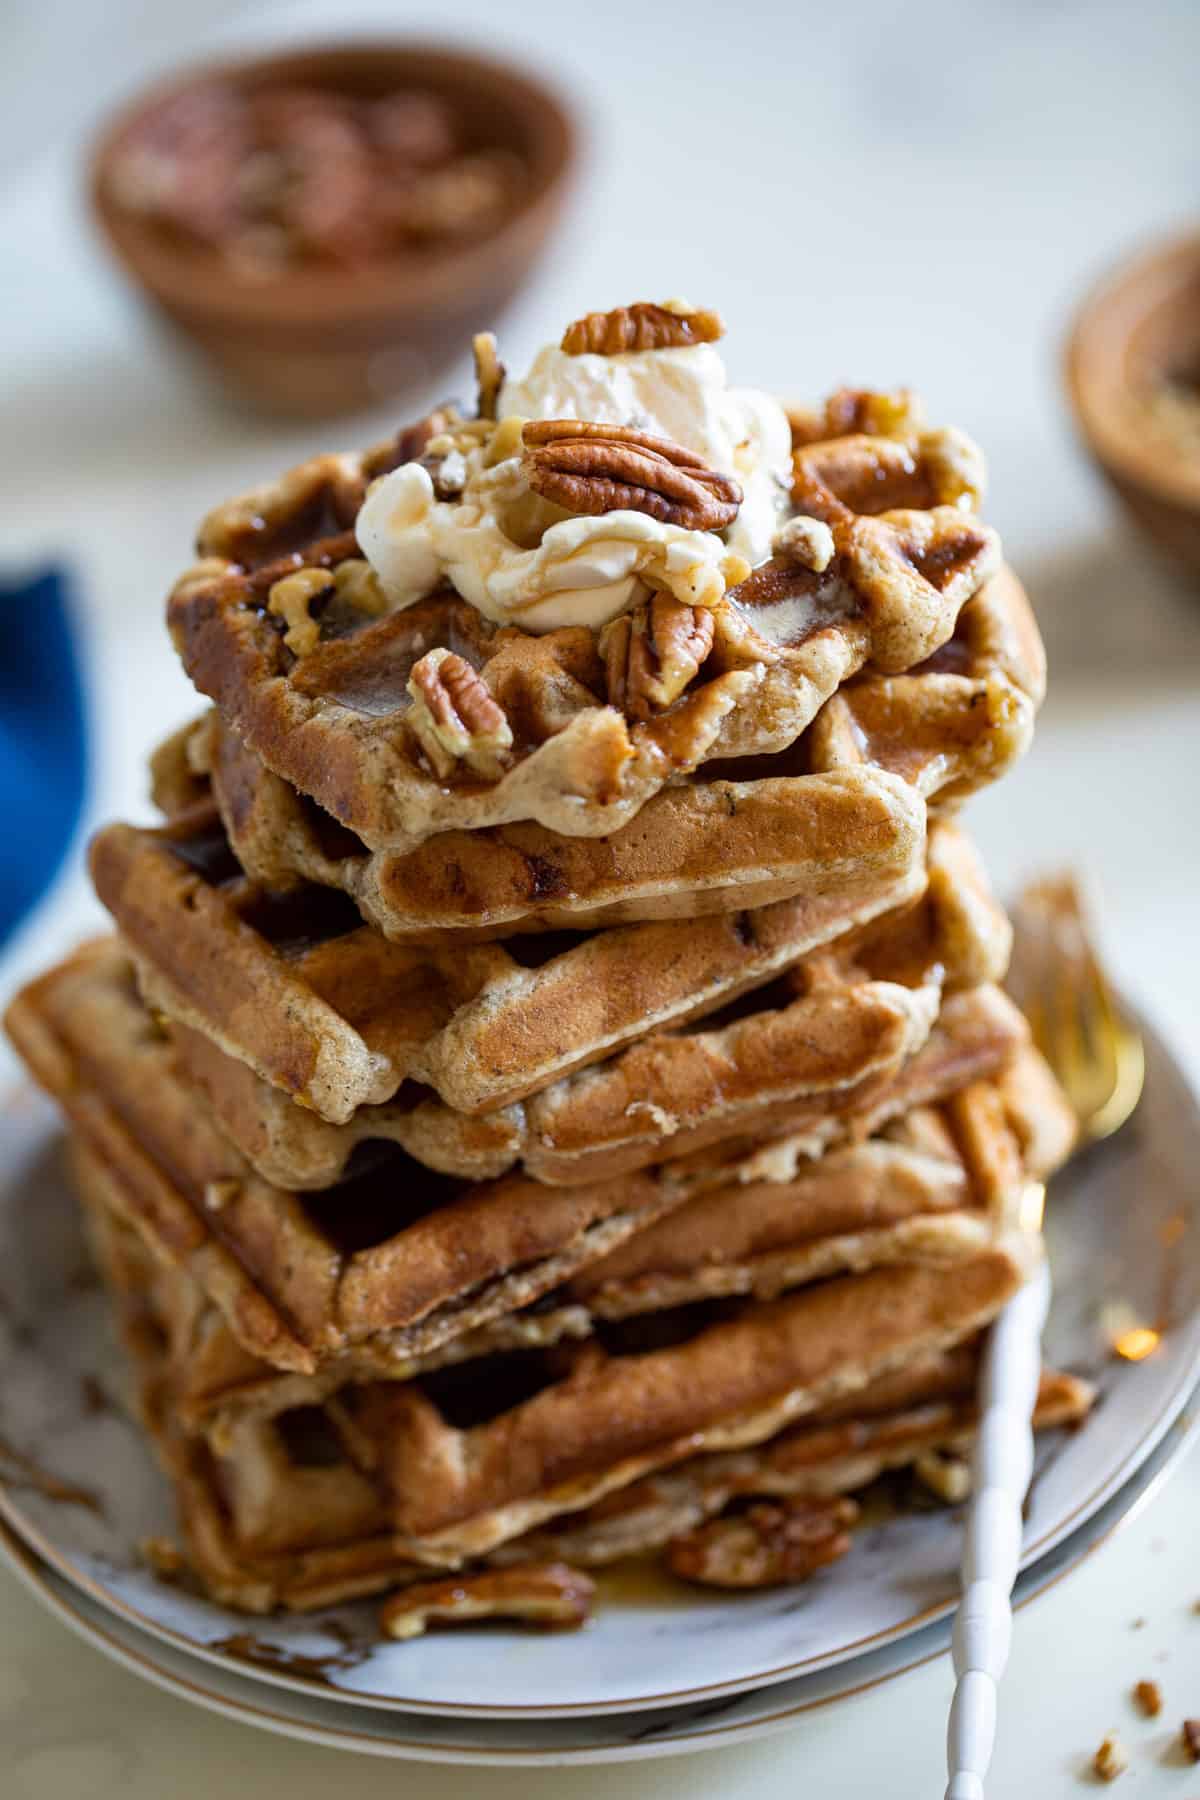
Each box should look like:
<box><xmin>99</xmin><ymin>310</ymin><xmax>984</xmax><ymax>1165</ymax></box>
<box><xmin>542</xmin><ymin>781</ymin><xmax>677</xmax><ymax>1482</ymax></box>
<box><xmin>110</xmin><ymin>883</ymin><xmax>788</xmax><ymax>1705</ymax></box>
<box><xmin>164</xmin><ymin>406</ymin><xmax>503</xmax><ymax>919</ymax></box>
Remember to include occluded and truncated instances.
<box><xmin>1092</xmin><ymin>1731</ymin><xmax>1128</xmax><ymax>1782</ymax></box>
<box><xmin>601</xmin><ymin>594</ymin><xmax>716</xmax><ymax>719</ymax></box>
<box><xmin>473</xmin><ymin>330</ymin><xmax>506</xmax><ymax>420</ymax></box>
<box><xmin>389</xmin><ymin>406</ymin><xmax>460</xmax><ymax>469</ymax></box>
<box><xmin>664</xmin><ymin>1496</ymin><xmax>857</xmax><ymax>1589</ymax></box>
<box><xmin>561</xmin><ymin>301</ymin><xmax>724</xmax><ymax>356</ymax></box>
<box><xmin>1183</xmin><ymin>1720</ymin><xmax>1200</xmax><ymax>1763</ymax></box>
<box><xmin>822</xmin><ymin>387</ymin><xmax>925</xmax><ymax>441</ymax></box>
<box><xmin>406</xmin><ymin>647</ymin><xmax>512</xmax><ymax>779</ymax></box>
<box><xmin>787</xmin><ymin>389</ymin><xmax>924</xmax><ymax>449</ymax></box>
<box><xmin>1132</xmin><ymin>1680</ymin><xmax>1162</xmax><ymax>1718</ymax></box>
<box><xmin>379</xmin><ymin>1564</ymin><xmax>595</xmax><ymax>1640</ymax></box>
<box><xmin>267</xmin><ymin>567</ymin><xmax>334</xmax><ymax>656</ymax></box>
<box><xmin>523</xmin><ymin>420</ymin><xmax>741</xmax><ymax>531</ymax></box>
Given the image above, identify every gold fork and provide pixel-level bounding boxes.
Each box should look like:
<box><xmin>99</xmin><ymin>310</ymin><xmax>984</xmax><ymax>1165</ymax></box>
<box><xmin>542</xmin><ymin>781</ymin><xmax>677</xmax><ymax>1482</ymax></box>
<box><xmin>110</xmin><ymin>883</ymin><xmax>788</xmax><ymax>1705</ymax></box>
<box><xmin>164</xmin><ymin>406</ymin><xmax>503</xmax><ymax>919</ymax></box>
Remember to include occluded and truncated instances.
<box><xmin>1006</xmin><ymin>873</ymin><xmax>1145</xmax><ymax>1142</ymax></box>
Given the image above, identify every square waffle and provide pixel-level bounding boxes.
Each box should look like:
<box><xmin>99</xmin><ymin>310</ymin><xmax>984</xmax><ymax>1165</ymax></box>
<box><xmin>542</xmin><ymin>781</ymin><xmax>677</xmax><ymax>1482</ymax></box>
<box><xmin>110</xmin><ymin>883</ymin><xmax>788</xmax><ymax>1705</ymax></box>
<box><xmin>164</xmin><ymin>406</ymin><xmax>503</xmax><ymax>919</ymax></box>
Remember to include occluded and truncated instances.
<box><xmin>4</xmin><ymin>947</ymin><xmax>679</xmax><ymax>1376</ymax></box>
<box><xmin>165</xmin><ymin>391</ymin><xmax>1013</xmax><ymax>856</ymax></box>
<box><xmin>66</xmin><ymin>1043</ymin><xmax>1070</xmax><ymax>1447</ymax></box>
<box><xmin>91</xmin><ymin>785</ymin><xmax>926</xmax><ymax>1123</ymax></box>
<box><xmin>169</xmin><ymin>564</ymin><xmax>1040</xmax><ymax>941</ymax></box>
<box><xmin>82</xmin><ymin>1171</ymin><xmax>1063</xmax><ymax>1608</ymax></box>
<box><xmin>88</xmin><ymin>812</ymin><xmax>1008</xmax><ymax>1169</ymax></box>
<box><xmin>494</xmin><ymin>1348</ymin><xmax>1092</xmax><ymax>1570</ymax></box>
<box><xmin>173</xmin><ymin>717</ymin><xmax>929</xmax><ymax>941</ymax></box>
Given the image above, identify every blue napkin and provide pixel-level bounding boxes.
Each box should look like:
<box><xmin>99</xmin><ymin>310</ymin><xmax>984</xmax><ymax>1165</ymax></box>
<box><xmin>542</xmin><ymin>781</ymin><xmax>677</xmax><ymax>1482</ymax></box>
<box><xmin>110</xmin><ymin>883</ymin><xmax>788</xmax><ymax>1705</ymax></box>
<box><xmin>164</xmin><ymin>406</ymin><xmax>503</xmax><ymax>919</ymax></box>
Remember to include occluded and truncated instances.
<box><xmin>0</xmin><ymin>568</ymin><xmax>88</xmax><ymax>951</ymax></box>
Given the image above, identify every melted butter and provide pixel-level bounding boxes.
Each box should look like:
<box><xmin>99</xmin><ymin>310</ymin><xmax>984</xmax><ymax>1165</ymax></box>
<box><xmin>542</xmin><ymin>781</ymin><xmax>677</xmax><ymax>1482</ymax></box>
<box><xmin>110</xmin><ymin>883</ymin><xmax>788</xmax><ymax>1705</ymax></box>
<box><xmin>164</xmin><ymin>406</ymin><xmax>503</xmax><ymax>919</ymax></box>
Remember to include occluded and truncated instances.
<box><xmin>742</xmin><ymin>585</ymin><xmax>859</xmax><ymax>649</ymax></box>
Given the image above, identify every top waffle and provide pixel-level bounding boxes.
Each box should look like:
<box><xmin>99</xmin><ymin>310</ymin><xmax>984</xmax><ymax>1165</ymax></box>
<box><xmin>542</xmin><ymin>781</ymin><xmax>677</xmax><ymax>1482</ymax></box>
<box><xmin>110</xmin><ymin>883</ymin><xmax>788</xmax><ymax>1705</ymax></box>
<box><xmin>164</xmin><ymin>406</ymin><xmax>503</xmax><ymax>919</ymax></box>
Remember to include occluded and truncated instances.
<box><xmin>166</xmin><ymin>305</ymin><xmax>1013</xmax><ymax>854</ymax></box>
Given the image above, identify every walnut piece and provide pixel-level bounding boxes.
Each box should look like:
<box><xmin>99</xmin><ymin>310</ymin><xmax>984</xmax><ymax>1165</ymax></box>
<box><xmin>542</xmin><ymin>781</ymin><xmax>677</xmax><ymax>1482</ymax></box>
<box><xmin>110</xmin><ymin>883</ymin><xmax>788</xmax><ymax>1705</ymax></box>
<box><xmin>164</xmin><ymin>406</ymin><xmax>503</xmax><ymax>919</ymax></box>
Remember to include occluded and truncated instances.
<box><xmin>1182</xmin><ymin>1719</ymin><xmax>1200</xmax><ymax>1763</ymax></box>
<box><xmin>664</xmin><ymin>1496</ymin><xmax>857</xmax><ymax>1590</ymax></box>
<box><xmin>1093</xmin><ymin>1731</ymin><xmax>1128</xmax><ymax>1781</ymax></box>
<box><xmin>523</xmin><ymin>419</ymin><xmax>741</xmax><ymax>531</ymax></box>
<box><xmin>473</xmin><ymin>330</ymin><xmax>505</xmax><ymax>421</ymax></box>
<box><xmin>561</xmin><ymin>301</ymin><xmax>724</xmax><ymax>356</ymax></box>
<box><xmin>406</xmin><ymin>647</ymin><xmax>513</xmax><ymax>779</ymax></box>
<box><xmin>379</xmin><ymin>1564</ymin><xmax>595</xmax><ymax>1640</ymax></box>
<box><xmin>1132</xmin><ymin>1679</ymin><xmax>1162</xmax><ymax>1718</ymax></box>
<box><xmin>601</xmin><ymin>593</ymin><xmax>715</xmax><ymax>720</ymax></box>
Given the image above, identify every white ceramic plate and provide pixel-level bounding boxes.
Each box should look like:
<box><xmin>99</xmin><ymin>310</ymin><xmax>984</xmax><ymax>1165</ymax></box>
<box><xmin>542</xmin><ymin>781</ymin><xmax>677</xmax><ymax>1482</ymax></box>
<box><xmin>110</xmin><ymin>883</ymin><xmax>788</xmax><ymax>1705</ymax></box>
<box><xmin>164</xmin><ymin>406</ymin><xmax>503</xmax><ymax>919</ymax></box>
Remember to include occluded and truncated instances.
<box><xmin>1</xmin><ymin>1010</ymin><xmax>1198</xmax><ymax>1718</ymax></box>
<box><xmin>0</xmin><ymin>1400</ymin><xmax>1193</xmax><ymax>1766</ymax></box>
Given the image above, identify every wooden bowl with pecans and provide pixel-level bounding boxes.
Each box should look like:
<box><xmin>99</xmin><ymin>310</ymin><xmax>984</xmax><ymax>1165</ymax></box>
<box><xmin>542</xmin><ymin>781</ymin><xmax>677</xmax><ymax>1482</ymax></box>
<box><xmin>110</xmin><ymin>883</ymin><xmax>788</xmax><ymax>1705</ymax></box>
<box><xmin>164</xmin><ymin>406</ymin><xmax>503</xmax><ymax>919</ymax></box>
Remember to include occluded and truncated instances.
<box><xmin>89</xmin><ymin>41</ymin><xmax>577</xmax><ymax>419</ymax></box>
<box><xmin>1065</xmin><ymin>229</ymin><xmax>1200</xmax><ymax>582</ymax></box>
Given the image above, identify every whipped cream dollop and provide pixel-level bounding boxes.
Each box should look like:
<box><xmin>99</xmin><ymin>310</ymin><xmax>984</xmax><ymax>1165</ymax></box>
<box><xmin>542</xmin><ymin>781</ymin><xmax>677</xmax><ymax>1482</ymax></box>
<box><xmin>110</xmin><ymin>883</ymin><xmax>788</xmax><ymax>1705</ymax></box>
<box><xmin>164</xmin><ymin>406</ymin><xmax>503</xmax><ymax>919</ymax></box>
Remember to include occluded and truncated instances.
<box><xmin>356</xmin><ymin>328</ymin><xmax>794</xmax><ymax>633</ymax></box>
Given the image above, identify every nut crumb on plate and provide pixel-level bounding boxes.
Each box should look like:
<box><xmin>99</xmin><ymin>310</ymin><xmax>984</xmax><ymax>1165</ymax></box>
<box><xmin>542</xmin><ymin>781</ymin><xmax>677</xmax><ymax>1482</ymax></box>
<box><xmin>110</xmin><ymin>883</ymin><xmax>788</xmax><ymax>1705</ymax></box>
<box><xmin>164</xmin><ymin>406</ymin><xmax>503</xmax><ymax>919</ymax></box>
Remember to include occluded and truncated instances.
<box><xmin>1132</xmin><ymin>1679</ymin><xmax>1162</xmax><ymax>1717</ymax></box>
<box><xmin>1092</xmin><ymin>1731</ymin><xmax>1128</xmax><ymax>1781</ymax></box>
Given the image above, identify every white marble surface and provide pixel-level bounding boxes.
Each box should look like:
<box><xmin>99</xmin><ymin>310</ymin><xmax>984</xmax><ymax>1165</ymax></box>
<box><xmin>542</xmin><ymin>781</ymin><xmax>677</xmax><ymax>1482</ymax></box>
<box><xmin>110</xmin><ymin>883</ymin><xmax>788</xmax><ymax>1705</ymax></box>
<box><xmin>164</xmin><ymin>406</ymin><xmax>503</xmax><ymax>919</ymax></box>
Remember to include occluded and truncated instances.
<box><xmin>1</xmin><ymin>0</ymin><xmax>1199</xmax><ymax>1791</ymax></box>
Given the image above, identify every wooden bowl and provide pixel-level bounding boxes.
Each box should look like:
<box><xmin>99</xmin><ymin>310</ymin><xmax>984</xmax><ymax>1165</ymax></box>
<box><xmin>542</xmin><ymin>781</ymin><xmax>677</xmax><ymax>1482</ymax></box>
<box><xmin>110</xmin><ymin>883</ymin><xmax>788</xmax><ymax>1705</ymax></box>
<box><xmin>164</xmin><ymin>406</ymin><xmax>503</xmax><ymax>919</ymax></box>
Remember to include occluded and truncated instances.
<box><xmin>89</xmin><ymin>42</ymin><xmax>577</xmax><ymax>419</ymax></box>
<box><xmin>1065</xmin><ymin>230</ymin><xmax>1200</xmax><ymax>582</ymax></box>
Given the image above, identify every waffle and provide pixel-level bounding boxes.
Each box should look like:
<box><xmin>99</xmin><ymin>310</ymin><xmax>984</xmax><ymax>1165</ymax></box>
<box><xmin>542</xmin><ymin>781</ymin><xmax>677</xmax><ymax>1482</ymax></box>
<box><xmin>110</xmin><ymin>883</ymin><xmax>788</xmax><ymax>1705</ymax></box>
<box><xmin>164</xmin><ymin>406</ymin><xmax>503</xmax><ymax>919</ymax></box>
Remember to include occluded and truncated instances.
<box><xmin>89</xmin><ymin>809</ymin><xmax>1007</xmax><ymax>1177</ymax></box>
<box><xmin>90</xmin><ymin>798</ymin><xmax>931</xmax><ymax>1123</ymax></box>
<box><xmin>67</xmin><ymin>1042</ymin><xmax>1066</xmax><ymax>1445</ymax></box>
<box><xmin>165</xmin><ymin>396</ymin><xmax>1007</xmax><ymax>856</ymax></box>
<box><xmin>162</xmin><ymin>566</ymin><xmax>1039</xmax><ymax>939</ymax></box>
<box><xmin>495</xmin><ymin>1349</ymin><xmax>1092</xmax><ymax>1569</ymax></box>
<box><xmin>4</xmin><ymin>947</ymin><xmax>680</xmax><ymax>1377</ymax></box>
<box><xmin>86</xmin><ymin>1174</ymin><xmax>1040</xmax><ymax>1604</ymax></box>
<box><xmin>566</xmin><ymin>1047</ymin><xmax>1075</xmax><ymax>1318</ymax></box>
<box><xmin>172</xmin><ymin>716</ymin><xmax>930</xmax><ymax>940</ymax></box>
<box><xmin>659</xmin><ymin>984</ymin><xmax>1030</xmax><ymax>1199</ymax></box>
<box><xmin>72</xmin><ymin>1134</ymin><xmax>594</xmax><ymax>1435</ymax></box>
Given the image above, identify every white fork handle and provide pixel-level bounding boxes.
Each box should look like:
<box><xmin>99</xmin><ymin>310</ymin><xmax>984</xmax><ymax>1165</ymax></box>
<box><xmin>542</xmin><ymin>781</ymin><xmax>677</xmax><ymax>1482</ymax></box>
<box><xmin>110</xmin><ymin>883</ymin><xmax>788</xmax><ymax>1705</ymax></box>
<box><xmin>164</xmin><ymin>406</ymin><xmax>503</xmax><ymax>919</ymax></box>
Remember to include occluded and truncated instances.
<box><xmin>944</xmin><ymin>1257</ymin><xmax>1050</xmax><ymax>1800</ymax></box>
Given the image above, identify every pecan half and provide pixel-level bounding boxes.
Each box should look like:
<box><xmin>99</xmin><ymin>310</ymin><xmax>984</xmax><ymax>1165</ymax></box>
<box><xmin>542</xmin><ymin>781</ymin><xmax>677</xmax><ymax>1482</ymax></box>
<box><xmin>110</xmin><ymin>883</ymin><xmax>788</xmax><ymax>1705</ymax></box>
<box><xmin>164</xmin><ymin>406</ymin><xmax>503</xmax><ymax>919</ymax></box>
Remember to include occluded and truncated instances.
<box><xmin>665</xmin><ymin>1496</ymin><xmax>857</xmax><ymax>1590</ymax></box>
<box><xmin>523</xmin><ymin>420</ymin><xmax>741</xmax><ymax>531</ymax></box>
<box><xmin>601</xmin><ymin>593</ymin><xmax>715</xmax><ymax>719</ymax></box>
<box><xmin>380</xmin><ymin>1564</ymin><xmax>595</xmax><ymax>1640</ymax></box>
<box><xmin>406</xmin><ymin>647</ymin><xmax>512</xmax><ymax>779</ymax></box>
<box><xmin>561</xmin><ymin>301</ymin><xmax>724</xmax><ymax>356</ymax></box>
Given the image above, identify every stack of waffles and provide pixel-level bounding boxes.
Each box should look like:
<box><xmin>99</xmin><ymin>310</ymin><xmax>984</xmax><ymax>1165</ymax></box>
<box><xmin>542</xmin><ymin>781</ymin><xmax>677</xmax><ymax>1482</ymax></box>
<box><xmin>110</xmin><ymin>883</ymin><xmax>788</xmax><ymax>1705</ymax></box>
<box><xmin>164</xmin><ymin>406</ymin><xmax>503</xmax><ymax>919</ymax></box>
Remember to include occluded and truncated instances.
<box><xmin>6</xmin><ymin>301</ymin><xmax>1092</xmax><ymax>1635</ymax></box>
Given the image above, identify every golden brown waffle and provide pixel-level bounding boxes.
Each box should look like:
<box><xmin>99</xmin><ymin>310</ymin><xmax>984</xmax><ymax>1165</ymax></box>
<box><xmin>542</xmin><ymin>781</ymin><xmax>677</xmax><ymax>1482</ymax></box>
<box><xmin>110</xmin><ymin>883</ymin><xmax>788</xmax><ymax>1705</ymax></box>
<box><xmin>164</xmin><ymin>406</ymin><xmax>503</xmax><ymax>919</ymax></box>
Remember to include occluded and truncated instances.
<box><xmin>164</xmin><ymin>972</ymin><xmax>1027</xmax><ymax>1195</ymax></box>
<box><xmin>161</xmin><ymin>566</ymin><xmax>1040</xmax><ymax>939</ymax></box>
<box><xmin>90</xmin><ymin>792</ymin><xmax>927</xmax><ymax>1123</ymax></box>
<box><xmin>658</xmin><ymin>984</ymin><xmax>1030</xmax><ymax>1199</ymax></box>
<box><xmin>72</xmin><ymin>1136</ymin><xmax>595</xmax><ymax>1438</ymax></box>
<box><xmin>66</xmin><ymin>1042</ymin><xmax>1067</xmax><ymax>1446</ymax></box>
<box><xmin>175</xmin><ymin>717</ymin><xmax>930</xmax><ymax>940</ymax></box>
<box><xmin>317</xmin><ymin>1247</ymin><xmax>1038</xmax><ymax>1565</ymax></box>
<box><xmin>86</xmin><ymin>1176</ymin><xmax>1045</xmax><ymax>1605</ymax></box>
<box><xmin>165</xmin><ymin>398</ymin><xmax>1005</xmax><ymax>855</ymax></box>
<box><xmin>566</xmin><ymin>1048</ymin><xmax>1075</xmax><ymax>1317</ymax></box>
<box><xmin>495</xmin><ymin>1351</ymin><xmax>1092</xmax><ymax>1569</ymax></box>
<box><xmin>89</xmin><ymin>812</ymin><xmax>1008</xmax><ymax>1166</ymax></box>
<box><xmin>4</xmin><ymin>946</ymin><xmax>680</xmax><ymax>1377</ymax></box>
